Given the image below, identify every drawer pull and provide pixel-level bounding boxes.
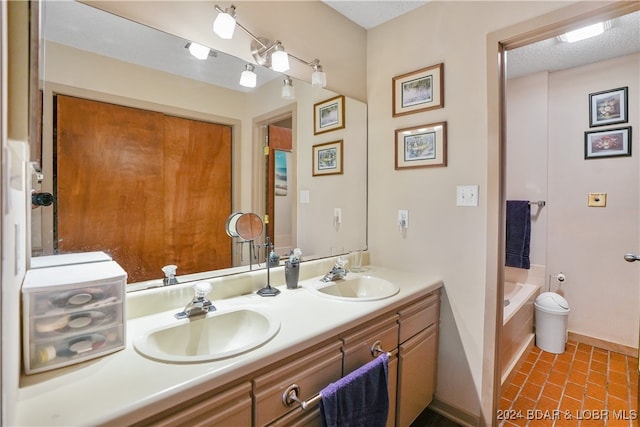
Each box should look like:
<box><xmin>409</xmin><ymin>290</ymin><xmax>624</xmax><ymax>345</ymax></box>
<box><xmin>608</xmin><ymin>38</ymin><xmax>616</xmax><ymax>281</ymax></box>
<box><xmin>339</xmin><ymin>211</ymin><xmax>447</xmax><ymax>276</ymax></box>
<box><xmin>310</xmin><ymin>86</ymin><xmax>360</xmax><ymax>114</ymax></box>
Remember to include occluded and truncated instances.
<box><xmin>370</xmin><ymin>340</ymin><xmax>391</xmax><ymax>358</ymax></box>
<box><xmin>282</xmin><ymin>384</ymin><xmax>322</xmax><ymax>410</ymax></box>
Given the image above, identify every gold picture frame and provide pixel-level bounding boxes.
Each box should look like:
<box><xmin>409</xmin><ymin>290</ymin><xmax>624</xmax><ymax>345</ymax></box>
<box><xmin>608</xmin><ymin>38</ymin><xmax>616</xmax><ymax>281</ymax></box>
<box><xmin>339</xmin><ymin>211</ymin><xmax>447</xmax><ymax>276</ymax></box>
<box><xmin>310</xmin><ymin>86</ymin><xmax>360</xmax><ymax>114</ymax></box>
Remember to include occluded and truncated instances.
<box><xmin>312</xmin><ymin>140</ymin><xmax>343</xmax><ymax>176</ymax></box>
<box><xmin>392</xmin><ymin>63</ymin><xmax>444</xmax><ymax>117</ymax></box>
<box><xmin>395</xmin><ymin>122</ymin><xmax>447</xmax><ymax>169</ymax></box>
<box><xmin>313</xmin><ymin>95</ymin><xmax>345</xmax><ymax>135</ymax></box>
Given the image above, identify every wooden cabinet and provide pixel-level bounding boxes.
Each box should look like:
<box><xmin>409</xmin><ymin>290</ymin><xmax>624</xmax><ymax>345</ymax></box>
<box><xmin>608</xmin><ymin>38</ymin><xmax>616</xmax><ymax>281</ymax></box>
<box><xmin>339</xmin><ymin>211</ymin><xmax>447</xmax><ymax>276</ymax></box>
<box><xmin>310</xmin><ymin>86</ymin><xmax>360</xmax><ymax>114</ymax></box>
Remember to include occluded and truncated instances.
<box><xmin>133</xmin><ymin>382</ymin><xmax>252</xmax><ymax>427</ymax></box>
<box><xmin>253</xmin><ymin>341</ymin><xmax>343</xmax><ymax>426</ymax></box>
<box><xmin>342</xmin><ymin>314</ymin><xmax>399</xmax><ymax>427</ymax></box>
<box><xmin>396</xmin><ymin>290</ymin><xmax>440</xmax><ymax>427</ymax></box>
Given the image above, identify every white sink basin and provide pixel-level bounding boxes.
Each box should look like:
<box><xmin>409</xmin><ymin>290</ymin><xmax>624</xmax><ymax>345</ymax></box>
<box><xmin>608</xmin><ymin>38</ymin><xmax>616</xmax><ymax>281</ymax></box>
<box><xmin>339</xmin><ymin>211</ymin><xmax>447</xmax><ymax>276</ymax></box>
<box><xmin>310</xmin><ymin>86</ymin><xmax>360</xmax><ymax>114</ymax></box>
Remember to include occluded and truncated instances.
<box><xmin>133</xmin><ymin>308</ymin><xmax>280</xmax><ymax>363</ymax></box>
<box><xmin>309</xmin><ymin>275</ymin><xmax>399</xmax><ymax>301</ymax></box>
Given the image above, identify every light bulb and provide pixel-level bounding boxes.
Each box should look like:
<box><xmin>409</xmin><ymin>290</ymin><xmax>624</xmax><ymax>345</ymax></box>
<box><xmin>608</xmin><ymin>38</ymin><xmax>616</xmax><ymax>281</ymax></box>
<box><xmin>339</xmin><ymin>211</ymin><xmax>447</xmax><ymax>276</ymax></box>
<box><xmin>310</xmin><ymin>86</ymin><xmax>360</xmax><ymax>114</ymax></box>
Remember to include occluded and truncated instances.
<box><xmin>239</xmin><ymin>64</ymin><xmax>257</xmax><ymax>88</ymax></box>
<box><xmin>271</xmin><ymin>44</ymin><xmax>290</xmax><ymax>72</ymax></box>
<box><xmin>311</xmin><ymin>64</ymin><xmax>326</xmax><ymax>88</ymax></box>
<box><xmin>282</xmin><ymin>77</ymin><xmax>295</xmax><ymax>100</ymax></box>
<box><xmin>188</xmin><ymin>43</ymin><xmax>210</xmax><ymax>60</ymax></box>
<box><xmin>213</xmin><ymin>6</ymin><xmax>236</xmax><ymax>39</ymax></box>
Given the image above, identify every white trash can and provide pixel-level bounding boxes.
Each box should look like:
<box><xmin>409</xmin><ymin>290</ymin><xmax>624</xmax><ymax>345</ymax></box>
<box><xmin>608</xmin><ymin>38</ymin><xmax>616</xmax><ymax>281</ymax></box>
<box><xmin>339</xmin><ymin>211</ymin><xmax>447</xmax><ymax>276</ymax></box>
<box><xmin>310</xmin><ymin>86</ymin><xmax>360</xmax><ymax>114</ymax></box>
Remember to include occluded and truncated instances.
<box><xmin>534</xmin><ymin>292</ymin><xmax>570</xmax><ymax>354</ymax></box>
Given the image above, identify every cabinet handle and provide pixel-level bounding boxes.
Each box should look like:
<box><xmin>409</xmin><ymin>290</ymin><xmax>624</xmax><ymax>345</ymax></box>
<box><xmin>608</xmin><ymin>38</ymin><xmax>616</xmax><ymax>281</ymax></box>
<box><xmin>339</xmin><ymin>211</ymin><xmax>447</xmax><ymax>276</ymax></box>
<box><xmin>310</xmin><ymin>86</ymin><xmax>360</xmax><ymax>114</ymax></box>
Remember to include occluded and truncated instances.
<box><xmin>370</xmin><ymin>340</ymin><xmax>391</xmax><ymax>358</ymax></box>
<box><xmin>282</xmin><ymin>384</ymin><xmax>322</xmax><ymax>411</ymax></box>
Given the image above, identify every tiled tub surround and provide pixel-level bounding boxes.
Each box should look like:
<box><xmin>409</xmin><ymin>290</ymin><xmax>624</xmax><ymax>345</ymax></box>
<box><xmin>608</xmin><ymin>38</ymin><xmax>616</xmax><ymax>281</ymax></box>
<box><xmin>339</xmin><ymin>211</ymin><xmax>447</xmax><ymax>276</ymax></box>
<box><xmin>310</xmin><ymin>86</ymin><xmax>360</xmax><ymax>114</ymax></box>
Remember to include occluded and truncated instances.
<box><xmin>15</xmin><ymin>258</ymin><xmax>443</xmax><ymax>426</ymax></box>
<box><xmin>502</xmin><ymin>282</ymin><xmax>541</xmax><ymax>384</ymax></box>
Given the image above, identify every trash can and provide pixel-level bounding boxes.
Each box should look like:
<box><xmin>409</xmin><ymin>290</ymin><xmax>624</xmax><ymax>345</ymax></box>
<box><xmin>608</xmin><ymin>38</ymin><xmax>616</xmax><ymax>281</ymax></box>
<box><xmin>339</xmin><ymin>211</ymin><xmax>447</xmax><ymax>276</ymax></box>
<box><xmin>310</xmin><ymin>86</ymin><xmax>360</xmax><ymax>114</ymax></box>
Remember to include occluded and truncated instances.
<box><xmin>534</xmin><ymin>292</ymin><xmax>570</xmax><ymax>354</ymax></box>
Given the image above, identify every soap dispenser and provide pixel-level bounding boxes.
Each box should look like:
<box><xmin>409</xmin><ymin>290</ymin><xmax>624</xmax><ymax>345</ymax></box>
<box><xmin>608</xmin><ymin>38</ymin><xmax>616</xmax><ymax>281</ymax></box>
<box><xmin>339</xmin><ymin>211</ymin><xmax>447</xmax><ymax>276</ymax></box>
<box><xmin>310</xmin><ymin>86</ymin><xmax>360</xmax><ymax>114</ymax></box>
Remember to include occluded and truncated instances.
<box><xmin>285</xmin><ymin>248</ymin><xmax>302</xmax><ymax>289</ymax></box>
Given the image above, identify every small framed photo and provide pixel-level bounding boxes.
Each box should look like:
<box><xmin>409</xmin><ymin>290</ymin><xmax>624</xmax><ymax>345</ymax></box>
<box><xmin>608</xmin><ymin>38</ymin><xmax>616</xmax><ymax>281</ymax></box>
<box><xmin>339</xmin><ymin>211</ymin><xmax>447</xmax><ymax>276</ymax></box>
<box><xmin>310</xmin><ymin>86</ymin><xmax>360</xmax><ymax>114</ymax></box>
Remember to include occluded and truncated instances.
<box><xmin>312</xmin><ymin>140</ymin><xmax>343</xmax><ymax>176</ymax></box>
<box><xmin>589</xmin><ymin>87</ymin><xmax>628</xmax><ymax>127</ymax></box>
<box><xmin>314</xmin><ymin>95</ymin><xmax>345</xmax><ymax>135</ymax></box>
<box><xmin>395</xmin><ymin>122</ymin><xmax>447</xmax><ymax>169</ymax></box>
<box><xmin>584</xmin><ymin>127</ymin><xmax>632</xmax><ymax>159</ymax></box>
<box><xmin>392</xmin><ymin>63</ymin><xmax>444</xmax><ymax>117</ymax></box>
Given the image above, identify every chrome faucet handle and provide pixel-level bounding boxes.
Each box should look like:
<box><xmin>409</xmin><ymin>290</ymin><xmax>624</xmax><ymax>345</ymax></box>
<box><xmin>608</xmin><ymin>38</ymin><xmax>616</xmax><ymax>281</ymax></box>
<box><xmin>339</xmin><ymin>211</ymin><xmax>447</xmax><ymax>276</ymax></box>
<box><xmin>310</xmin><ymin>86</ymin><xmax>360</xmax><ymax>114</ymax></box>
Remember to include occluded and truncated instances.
<box><xmin>162</xmin><ymin>264</ymin><xmax>179</xmax><ymax>286</ymax></box>
<box><xmin>175</xmin><ymin>281</ymin><xmax>216</xmax><ymax>319</ymax></box>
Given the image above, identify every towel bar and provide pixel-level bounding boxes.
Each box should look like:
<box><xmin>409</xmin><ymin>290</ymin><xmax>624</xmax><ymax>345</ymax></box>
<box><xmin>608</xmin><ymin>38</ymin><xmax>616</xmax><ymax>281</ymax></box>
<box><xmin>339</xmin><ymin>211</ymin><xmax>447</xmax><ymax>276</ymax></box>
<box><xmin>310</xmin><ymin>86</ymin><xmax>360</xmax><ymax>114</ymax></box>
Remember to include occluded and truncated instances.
<box><xmin>282</xmin><ymin>343</ymin><xmax>392</xmax><ymax>411</ymax></box>
<box><xmin>528</xmin><ymin>200</ymin><xmax>546</xmax><ymax>207</ymax></box>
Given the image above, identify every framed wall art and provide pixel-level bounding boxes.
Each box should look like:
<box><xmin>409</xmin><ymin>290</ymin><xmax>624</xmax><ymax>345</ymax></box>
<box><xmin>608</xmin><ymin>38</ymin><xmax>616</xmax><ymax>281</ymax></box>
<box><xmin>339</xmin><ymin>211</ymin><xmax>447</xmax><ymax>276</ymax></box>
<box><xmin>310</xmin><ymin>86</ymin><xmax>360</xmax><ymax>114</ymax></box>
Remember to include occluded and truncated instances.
<box><xmin>395</xmin><ymin>122</ymin><xmax>447</xmax><ymax>169</ymax></box>
<box><xmin>314</xmin><ymin>95</ymin><xmax>345</xmax><ymax>135</ymax></box>
<box><xmin>584</xmin><ymin>126</ymin><xmax>631</xmax><ymax>159</ymax></box>
<box><xmin>392</xmin><ymin>63</ymin><xmax>444</xmax><ymax>117</ymax></box>
<box><xmin>312</xmin><ymin>140</ymin><xmax>343</xmax><ymax>176</ymax></box>
<box><xmin>589</xmin><ymin>86</ymin><xmax>628</xmax><ymax>127</ymax></box>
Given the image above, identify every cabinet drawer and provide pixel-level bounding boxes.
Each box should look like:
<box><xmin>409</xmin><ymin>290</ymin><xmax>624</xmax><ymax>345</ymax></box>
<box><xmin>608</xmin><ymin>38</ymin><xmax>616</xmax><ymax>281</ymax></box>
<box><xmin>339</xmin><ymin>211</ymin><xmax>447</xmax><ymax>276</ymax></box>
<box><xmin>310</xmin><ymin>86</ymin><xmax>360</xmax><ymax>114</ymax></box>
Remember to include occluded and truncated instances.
<box><xmin>254</xmin><ymin>341</ymin><xmax>343</xmax><ymax>426</ymax></box>
<box><xmin>398</xmin><ymin>290</ymin><xmax>439</xmax><ymax>343</ymax></box>
<box><xmin>141</xmin><ymin>382</ymin><xmax>252</xmax><ymax>427</ymax></box>
<box><xmin>342</xmin><ymin>314</ymin><xmax>399</xmax><ymax>375</ymax></box>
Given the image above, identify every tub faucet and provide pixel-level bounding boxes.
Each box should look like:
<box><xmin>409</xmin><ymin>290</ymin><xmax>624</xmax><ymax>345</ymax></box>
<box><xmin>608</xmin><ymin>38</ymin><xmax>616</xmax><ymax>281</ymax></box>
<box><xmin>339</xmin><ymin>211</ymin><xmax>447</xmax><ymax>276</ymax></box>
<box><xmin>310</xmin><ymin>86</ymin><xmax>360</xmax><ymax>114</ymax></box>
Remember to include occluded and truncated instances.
<box><xmin>321</xmin><ymin>257</ymin><xmax>348</xmax><ymax>282</ymax></box>
<box><xmin>175</xmin><ymin>282</ymin><xmax>216</xmax><ymax>319</ymax></box>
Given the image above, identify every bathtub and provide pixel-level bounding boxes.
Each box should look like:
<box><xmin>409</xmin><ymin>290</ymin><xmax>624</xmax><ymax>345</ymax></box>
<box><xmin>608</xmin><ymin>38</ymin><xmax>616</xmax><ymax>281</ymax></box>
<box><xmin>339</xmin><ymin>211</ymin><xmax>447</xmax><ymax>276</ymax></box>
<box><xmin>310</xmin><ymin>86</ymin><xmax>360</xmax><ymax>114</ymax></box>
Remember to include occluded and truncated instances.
<box><xmin>501</xmin><ymin>281</ymin><xmax>540</xmax><ymax>383</ymax></box>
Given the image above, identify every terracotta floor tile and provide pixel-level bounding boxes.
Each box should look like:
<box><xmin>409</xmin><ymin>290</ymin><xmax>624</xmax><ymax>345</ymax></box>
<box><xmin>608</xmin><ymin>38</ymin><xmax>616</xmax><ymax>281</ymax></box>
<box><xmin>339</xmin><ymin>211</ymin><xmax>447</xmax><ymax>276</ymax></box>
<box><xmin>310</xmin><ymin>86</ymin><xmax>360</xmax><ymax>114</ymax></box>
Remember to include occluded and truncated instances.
<box><xmin>590</xmin><ymin>361</ymin><xmax>608</xmax><ymax>374</ymax></box>
<box><xmin>500</xmin><ymin>343</ymin><xmax>638</xmax><ymax>427</ymax></box>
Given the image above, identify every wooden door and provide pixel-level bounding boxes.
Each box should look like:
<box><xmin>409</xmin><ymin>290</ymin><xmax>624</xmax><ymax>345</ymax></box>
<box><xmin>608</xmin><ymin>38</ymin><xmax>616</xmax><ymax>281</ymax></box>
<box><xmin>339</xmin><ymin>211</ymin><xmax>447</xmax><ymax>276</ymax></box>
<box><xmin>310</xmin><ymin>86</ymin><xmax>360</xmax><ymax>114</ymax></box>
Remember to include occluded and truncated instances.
<box><xmin>56</xmin><ymin>95</ymin><xmax>232</xmax><ymax>283</ymax></box>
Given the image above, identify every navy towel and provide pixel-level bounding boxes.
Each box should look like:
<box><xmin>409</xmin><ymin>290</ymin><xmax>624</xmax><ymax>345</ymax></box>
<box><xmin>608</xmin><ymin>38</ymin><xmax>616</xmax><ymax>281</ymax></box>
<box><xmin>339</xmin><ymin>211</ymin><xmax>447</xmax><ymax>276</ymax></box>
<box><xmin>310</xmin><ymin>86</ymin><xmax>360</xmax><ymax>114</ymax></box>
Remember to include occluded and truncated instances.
<box><xmin>505</xmin><ymin>200</ymin><xmax>531</xmax><ymax>269</ymax></box>
<box><xmin>320</xmin><ymin>353</ymin><xmax>389</xmax><ymax>427</ymax></box>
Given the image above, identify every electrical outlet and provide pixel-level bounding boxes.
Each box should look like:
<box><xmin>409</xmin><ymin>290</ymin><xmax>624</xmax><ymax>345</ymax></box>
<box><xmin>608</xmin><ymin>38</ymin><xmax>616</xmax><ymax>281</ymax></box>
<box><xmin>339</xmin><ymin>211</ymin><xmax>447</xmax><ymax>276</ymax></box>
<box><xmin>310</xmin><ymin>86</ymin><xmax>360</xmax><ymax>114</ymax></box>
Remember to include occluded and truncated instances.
<box><xmin>398</xmin><ymin>210</ymin><xmax>409</xmax><ymax>228</ymax></box>
<box><xmin>334</xmin><ymin>208</ymin><xmax>342</xmax><ymax>224</ymax></box>
<box><xmin>588</xmin><ymin>193</ymin><xmax>606</xmax><ymax>207</ymax></box>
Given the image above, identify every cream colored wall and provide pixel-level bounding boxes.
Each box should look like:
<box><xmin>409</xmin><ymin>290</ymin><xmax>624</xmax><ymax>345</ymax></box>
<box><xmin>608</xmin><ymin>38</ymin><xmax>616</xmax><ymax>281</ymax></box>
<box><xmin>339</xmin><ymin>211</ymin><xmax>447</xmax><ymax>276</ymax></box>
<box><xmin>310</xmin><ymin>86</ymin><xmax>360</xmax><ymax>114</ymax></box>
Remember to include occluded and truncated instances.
<box><xmin>547</xmin><ymin>53</ymin><xmax>639</xmax><ymax>348</ymax></box>
<box><xmin>506</xmin><ymin>72</ymin><xmax>549</xmax><ymax>267</ymax></box>
<box><xmin>85</xmin><ymin>0</ymin><xmax>367</xmax><ymax>101</ymax></box>
<box><xmin>366</xmin><ymin>0</ymin><xmax>579</xmax><ymax>420</ymax></box>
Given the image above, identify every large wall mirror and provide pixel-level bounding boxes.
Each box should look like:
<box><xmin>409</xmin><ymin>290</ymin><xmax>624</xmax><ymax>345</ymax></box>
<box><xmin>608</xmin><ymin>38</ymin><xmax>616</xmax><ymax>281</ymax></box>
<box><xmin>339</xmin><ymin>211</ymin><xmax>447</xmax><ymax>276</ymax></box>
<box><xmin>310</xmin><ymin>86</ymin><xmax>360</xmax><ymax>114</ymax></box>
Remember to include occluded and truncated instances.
<box><xmin>31</xmin><ymin>1</ymin><xmax>367</xmax><ymax>289</ymax></box>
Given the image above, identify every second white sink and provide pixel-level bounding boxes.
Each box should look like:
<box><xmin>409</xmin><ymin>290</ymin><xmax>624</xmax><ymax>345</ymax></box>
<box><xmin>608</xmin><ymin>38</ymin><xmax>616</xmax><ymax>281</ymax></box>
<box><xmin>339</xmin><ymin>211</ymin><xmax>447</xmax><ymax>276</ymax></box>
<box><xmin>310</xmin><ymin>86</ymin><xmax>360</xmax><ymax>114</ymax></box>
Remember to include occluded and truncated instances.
<box><xmin>309</xmin><ymin>275</ymin><xmax>399</xmax><ymax>301</ymax></box>
<box><xmin>133</xmin><ymin>307</ymin><xmax>280</xmax><ymax>363</ymax></box>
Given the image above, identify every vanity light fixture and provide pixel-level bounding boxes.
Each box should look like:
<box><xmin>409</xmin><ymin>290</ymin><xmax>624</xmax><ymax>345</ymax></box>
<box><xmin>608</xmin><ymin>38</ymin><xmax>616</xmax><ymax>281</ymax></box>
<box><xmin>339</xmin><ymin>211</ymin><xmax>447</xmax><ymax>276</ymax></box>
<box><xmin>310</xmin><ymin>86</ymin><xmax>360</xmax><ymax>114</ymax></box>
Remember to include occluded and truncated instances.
<box><xmin>559</xmin><ymin>21</ymin><xmax>611</xmax><ymax>43</ymax></box>
<box><xmin>239</xmin><ymin>64</ymin><xmax>257</xmax><ymax>88</ymax></box>
<box><xmin>213</xmin><ymin>4</ymin><xmax>326</xmax><ymax>87</ymax></box>
<box><xmin>213</xmin><ymin>5</ymin><xmax>237</xmax><ymax>39</ymax></box>
<box><xmin>186</xmin><ymin>42</ymin><xmax>211</xmax><ymax>60</ymax></box>
<box><xmin>282</xmin><ymin>77</ymin><xmax>295</xmax><ymax>100</ymax></box>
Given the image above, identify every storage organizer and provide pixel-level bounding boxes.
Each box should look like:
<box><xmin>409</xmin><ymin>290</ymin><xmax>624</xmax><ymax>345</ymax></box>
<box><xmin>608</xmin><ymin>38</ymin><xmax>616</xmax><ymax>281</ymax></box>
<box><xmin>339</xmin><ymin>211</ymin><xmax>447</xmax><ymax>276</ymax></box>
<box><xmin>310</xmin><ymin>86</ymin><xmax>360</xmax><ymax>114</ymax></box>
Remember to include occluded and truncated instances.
<box><xmin>22</xmin><ymin>260</ymin><xmax>127</xmax><ymax>374</ymax></box>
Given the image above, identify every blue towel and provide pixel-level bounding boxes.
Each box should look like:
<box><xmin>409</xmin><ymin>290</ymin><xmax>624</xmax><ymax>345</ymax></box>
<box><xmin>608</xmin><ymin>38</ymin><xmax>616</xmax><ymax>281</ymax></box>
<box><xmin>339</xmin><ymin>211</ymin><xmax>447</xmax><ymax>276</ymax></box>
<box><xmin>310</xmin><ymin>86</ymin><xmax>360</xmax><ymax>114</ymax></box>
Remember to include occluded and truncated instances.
<box><xmin>505</xmin><ymin>200</ymin><xmax>531</xmax><ymax>269</ymax></box>
<box><xmin>320</xmin><ymin>353</ymin><xmax>389</xmax><ymax>427</ymax></box>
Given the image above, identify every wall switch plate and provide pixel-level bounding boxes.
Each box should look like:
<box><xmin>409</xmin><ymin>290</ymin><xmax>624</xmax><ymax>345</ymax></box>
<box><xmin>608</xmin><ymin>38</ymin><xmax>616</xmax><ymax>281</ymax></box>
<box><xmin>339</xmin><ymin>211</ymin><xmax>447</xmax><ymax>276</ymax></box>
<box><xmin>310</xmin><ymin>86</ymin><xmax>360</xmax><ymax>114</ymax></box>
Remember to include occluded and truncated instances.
<box><xmin>588</xmin><ymin>193</ymin><xmax>606</xmax><ymax>207</ymax></box>
<box><xmin>334</xmin><ymin>208</ymin><xmax>342</xmax><ymax>224</ymax></box>
<box><xmin>456</xmin><ymin>185</ymin><xmax>479</xmax><ymax>206</ymax></box>
<box><xmin>398</xmin><ymin>210</ymin><xmax>409</xmax><ymax>228</ymax></box>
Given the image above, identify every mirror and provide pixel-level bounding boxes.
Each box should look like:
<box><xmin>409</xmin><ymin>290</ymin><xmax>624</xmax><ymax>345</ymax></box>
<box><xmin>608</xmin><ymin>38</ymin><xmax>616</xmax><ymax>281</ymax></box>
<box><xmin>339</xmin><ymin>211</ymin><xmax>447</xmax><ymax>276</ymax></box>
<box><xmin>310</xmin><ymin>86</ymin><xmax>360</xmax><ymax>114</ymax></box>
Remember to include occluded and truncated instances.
<box><xmin>31</xmin><ymin>1</ymin><xmax>367</xmax><ymax>288</ymax></box>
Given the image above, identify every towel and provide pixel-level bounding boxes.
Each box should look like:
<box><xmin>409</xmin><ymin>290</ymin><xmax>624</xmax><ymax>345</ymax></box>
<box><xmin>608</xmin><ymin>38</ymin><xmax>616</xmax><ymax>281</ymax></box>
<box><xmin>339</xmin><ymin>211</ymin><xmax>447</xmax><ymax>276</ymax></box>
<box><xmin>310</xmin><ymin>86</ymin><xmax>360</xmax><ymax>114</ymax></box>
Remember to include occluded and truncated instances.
<box><xmin>320</xmin><ymin>353</ymin><xmax>389</xmax><ymax>427</ymax></box>
<box><xmin>505</xmin><ymin>200</ymin><xmax>531</xmax><ymax>269</ymax></box>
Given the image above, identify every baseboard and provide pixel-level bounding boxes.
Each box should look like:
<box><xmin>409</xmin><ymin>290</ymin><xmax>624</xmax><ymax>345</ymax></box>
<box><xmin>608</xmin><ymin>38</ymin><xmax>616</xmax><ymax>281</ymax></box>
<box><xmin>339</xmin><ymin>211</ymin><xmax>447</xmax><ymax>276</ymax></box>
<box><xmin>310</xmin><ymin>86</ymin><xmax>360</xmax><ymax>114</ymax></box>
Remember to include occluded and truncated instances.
<box><xmin>428</xmin><ymin>397</ymin><xmax>480</xmax><ymax>427</ymax></box>
<box><xmin>568</xmin><ymin>331</ymin><xmax>636</xmax><ymax>357</ymax></box>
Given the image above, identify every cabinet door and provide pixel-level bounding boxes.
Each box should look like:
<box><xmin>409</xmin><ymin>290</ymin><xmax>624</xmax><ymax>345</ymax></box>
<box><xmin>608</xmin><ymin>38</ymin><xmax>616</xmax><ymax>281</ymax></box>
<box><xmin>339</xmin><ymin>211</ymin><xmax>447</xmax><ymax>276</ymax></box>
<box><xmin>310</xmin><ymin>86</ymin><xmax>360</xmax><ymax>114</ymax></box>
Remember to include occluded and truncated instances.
<box><xmin>396</xmin><ymin>324</ymin><xmax>437</xmax><ymax>427</ymax></box>
<box><xmin>138</xmin><ymin>382</ymin><xmax>252</xmax><ymax>427</ymax></box>
<box><xmin>253</xmin><ymin>341</ymin><xmax>343</xmax><ymax>426</ymax></box>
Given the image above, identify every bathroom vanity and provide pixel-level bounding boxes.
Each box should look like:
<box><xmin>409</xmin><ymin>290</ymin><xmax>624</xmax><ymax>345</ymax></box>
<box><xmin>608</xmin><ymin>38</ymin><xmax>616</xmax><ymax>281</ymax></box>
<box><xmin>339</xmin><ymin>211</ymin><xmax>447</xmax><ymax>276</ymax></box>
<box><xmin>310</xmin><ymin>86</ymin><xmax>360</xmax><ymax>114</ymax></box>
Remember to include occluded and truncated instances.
<box><xmin>14</xmin><ymin>262</ymin><xmax>441</xmax><ymax>427</ymax></box>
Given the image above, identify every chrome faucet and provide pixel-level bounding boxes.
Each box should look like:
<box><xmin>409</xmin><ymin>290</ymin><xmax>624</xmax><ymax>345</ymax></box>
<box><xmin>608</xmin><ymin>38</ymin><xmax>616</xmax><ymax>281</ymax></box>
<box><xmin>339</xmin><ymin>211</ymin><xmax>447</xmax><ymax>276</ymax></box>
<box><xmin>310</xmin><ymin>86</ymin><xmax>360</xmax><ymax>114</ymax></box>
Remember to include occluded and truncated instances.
<box><xmin>320</xmin><ymin>257</ymin><xmax>348</xmax><ymax>282</ymax></box>
<box><xmin>162</xmin><ymin>264</ymin><xmax>179</xmax><ymax>286</ymax></box>
<box><xmin>175</xmin><ymin>282</ymin><xmax>216</xmax><ymax>319</ymax></box>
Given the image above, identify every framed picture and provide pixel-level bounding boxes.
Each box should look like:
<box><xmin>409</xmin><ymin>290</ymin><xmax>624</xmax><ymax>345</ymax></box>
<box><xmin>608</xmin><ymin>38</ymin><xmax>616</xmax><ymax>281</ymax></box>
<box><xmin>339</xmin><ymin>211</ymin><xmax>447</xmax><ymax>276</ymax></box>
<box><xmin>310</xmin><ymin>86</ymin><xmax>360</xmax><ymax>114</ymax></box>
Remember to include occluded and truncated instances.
<box><xmin>392</xmin><ymin>63</ymin><xmax>444</xmax><ymax>117</ymax></box>
<box><xmin>314</xmin><ymin>95</ymin><xmax>345</xmax><ymax>135</ymax></box>
<box><xmin>395</xmin><ymin>122</ymin><xmax>447</xmax><ymax>169</ymax></box>
<box><xmin>589</xmin><ymin>87</ymin><xmax>628</xmax><ymax>127</ymax></box>
<box><xmin>312</xmin><ymin>140</ymin><xmax>343</xmax><ymax>176</ymax></box>
<box><xmin>584</xmin><ymin>127</ymin><xmax>632</xmax><ymax>159</ymax></box>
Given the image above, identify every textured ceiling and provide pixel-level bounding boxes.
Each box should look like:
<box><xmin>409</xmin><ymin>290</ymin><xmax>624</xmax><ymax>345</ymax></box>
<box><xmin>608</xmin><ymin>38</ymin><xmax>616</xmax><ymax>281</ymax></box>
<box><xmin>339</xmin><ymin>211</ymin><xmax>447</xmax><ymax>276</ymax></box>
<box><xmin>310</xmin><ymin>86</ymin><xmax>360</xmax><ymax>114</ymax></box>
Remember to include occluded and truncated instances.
<box><xmin>322</xmin><ymin>1</ymin><xmax>429</xmax><ymax>30</ymax></box>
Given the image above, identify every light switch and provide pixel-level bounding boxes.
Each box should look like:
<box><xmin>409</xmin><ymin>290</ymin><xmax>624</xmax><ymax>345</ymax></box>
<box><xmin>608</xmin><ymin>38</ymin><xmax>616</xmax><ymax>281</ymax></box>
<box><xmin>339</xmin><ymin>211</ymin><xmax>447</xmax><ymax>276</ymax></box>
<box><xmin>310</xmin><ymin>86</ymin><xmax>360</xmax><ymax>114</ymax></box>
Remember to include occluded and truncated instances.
<box><xmin>588</xmin><ymin>193</ymin><xmax>606</xmax><ymax>207</ymax></box>
<box><xmin>457</xmin><ymin>185</ymin><xmax>479</xmax><ymax>207</ymax></box>
<box><xmin>398</xmin><ymin>210</ymin><xmax>409</xmax><ymax>228</ymax></box>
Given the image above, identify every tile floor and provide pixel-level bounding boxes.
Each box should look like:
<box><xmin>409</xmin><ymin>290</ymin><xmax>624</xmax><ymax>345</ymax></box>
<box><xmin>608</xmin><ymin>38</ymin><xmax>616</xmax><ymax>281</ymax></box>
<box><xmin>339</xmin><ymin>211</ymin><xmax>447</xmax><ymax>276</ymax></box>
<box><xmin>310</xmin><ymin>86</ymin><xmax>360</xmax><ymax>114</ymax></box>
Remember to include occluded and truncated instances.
<box><xmin>500</xmin><ymin>341</ymin><xmax>638</xmax><ymax>426</ymax></box>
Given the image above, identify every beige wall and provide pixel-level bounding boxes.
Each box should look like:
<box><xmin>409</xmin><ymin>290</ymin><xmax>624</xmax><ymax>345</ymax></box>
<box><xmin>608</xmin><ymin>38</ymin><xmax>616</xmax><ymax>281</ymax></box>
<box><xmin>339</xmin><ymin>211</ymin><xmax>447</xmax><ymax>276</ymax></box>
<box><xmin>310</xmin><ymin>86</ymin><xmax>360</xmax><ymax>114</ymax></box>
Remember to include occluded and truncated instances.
<box><xmin>366</xmin><ymin>0</ymin><xmax>603</xmax><ymax>420</ymax></box>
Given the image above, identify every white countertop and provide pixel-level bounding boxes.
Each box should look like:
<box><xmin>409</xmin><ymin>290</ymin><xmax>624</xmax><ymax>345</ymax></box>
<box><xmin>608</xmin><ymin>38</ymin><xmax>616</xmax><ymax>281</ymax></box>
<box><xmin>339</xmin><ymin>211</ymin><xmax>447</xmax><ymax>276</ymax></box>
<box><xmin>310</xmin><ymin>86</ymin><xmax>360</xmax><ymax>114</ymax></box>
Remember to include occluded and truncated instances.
<box><xmin>14</xmin><ymin>265</ymin><xmax>442</xmax><ymax>426</ymax></box>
